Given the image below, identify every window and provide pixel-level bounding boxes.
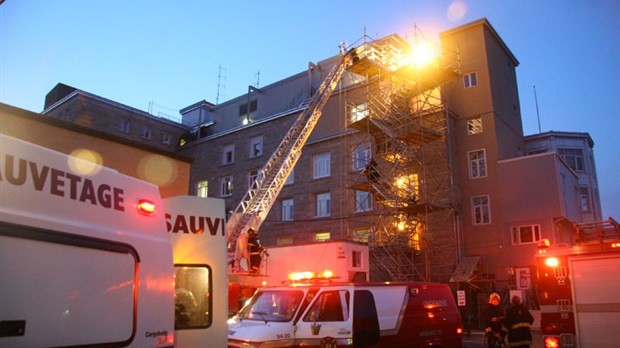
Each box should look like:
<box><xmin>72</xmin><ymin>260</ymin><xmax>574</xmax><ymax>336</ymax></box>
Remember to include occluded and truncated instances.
<box><xmin>139</xmin><ymin>126</ymin><xmax>152</xmax><ymax>140</ymax></box>
<box><xmin>118</xmin><ymin>119</ymin><xmax>130</xmax><ymax>133</ymax></box>
<box><xmin>313</xmin><ymin>153</ymin><xmax>331</xmax><ymax>179</ymax></box>
<box><xmin>350</xmin><ymin>103</ymin><xmax>369</xmax><ymax>123</ymax></box>
<box><xmin>351</xmin><ymin>228</ymin><xmax>371</xmax><ymax>243</ymax></box>
<box><xmin>352</xmin><ymin>144</ymin><xmax>371</xmax><ymax>171</ymax></box>
<box><xmin>220</xmin><ymin>176</ymin><xmax>233</xmax><ymax>196</ymax></box>
<box><xmin>352</xmin><ymin>251</ymin><xmax>362</xmax><ymax>268</ymax></box>
<box><xmin>511</xmin><ymin>225</ymin><xmax>541</xmax><ymax>245</ymax></box>
<box><xmin>250</xmin><ymin>136</ymin><xmax>263</xmax><ymax>157</ymax></box>
<box><xmin>161</xmin><ymin>132</ymin><xmax>172</xmax><ymax>145</ymax></box>
<box><xmin>467</xmin><ymin>118</ymin><xmax>483</xmax><ymax>135</ymax></box>
<box><xmin>355</xmin><ymin>190</ymin><xmax>372</xmax><ymax>212</ymax></box>
<box><xmin>222</xmin><ymin>144</ymin><xmax>235</xmax><ymax>165</ymax></box>
<box><xmin>463</xmin><ymin>72</ymin><xmax>478</xmax><ymax>88</ymax></box>
<box><xmin>197</xmin><ymin>180</ymin><xmax>208</xmax><ymax>198</ymax></box>
<box><xmin>472</xmin><ymin>195</ymin><xmax>491</xmax><ymax>225</ymax></box>
<box><xmin>316</xmin><ymin>192</ymin><xmax>331</xmax><ymax>217</ymax></box>
<box><xmin>314</xmin><ymin>232</ymin><xmax>331</xmax><ymax>242</ymax></box>
<box><xmin>284</xmin><ymin>169</ymin><xmax>294</xmax><ymax>185</ymax></box>
<box><xmin>468</xmin><ymin>149</ymin><xmax>487</xmax><ymax>178</ymax></box>
<box><xmin>277</xmin><ymin>235</ymin><xmax>293</xmax><ymax>245</ymax></box>
<box><xmin>174</xmin><ymin>266</ymin><xmax>212</xmax><ymax>329</ymax></box>
<box><xmin>237</xmin><ymin>290</ymin><xmax>304</xmax><ymax>322</ymax></box>
<box><xmin>239</xmin><ymin>100</ymin><xmax>258</xmax><ymax>116</ymax></box>
<box><xmin>303</xmin><ymin>290</ymin><xmax>348</xmax><ymax>322</ymax></box>
<box><xmin>558</xmin><ymin>148</ymin><xmax>585</xmax><ymax>172</ymax></box>
<box><xmin>248</xmin><ymin>169</ymin><xmax>259</xmax><ymax>190</ymax></box>
<box><xmin>578</xmin><ymin>187</ymin><xmax>591</xmax><ymax>212</ymax></box>
<box><xmin>281</xmin><ymin>199</ymin><xmax>294</xmax><ymax>221</ymax></box>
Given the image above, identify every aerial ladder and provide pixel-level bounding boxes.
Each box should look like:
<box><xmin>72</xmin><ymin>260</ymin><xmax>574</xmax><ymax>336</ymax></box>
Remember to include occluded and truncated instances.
<box><xmin>226</xmin><ymin>49</ymin><xmax>355</xmax><ymax>272</ymax></box>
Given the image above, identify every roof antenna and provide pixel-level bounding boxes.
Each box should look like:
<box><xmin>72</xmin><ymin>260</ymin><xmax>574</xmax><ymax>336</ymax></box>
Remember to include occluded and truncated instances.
<box><xmin>534</xmin><ymin>85</ymin><xmax>542</xmax><ymax>133</ymax></box>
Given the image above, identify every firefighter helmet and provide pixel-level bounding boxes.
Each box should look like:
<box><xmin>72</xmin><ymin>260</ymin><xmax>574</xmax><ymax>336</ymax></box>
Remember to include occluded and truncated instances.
<box><xmin>489</xmin><ymin>292</ymin><xmax>500</xmax><ymax>303</ymax></box>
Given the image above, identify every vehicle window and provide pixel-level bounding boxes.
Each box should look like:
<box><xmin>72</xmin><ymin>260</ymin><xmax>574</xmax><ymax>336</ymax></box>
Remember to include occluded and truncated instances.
<box><xmin>303</xmin><ymin>290</ymin><xmax>349</xmax><ymax>322</ymax></box>
<box><xmin>237</xmin><ymin>290</ymin><xmax>304</xmax><ymax>322</ymax></box>
<box><xmin>175</xmin><ymin>265</ymin><xmax>212</xmax><ymax>330</ymax></box>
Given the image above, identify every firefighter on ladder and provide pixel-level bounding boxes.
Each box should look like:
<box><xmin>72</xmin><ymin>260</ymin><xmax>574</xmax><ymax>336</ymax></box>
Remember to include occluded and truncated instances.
<box><xmin>247</xmin><ymin>228</ymin><xmax>264</xmax><ymax>274</ymax></box>
<box><xmin>482</xmin><ymin>293</ymin><xmax>505</xmax><ymax>347</ymax></box>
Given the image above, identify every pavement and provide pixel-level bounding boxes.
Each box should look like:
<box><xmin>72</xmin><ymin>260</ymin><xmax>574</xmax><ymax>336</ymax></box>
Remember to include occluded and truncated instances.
<box><xmin>463</xmin><ymin>330</ymin><xmax>544</xmax><ymax>348</ymax></box>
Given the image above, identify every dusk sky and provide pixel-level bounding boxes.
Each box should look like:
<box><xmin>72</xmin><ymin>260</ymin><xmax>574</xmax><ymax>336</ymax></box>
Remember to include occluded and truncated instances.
<box><xmin>1</xmin><ymin>0</ymin><xmax>618</xmax><ymax>218</ymax></box>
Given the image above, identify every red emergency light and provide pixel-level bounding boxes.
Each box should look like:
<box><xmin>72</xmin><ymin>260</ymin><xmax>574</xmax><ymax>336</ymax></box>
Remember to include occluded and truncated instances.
<box><xmin>137</xmin><ymin>199</ymin><xmax>156</xmax><ymax>216</ymax></box>
<box><xmin>544</xmin><ymin>335</ymin><xmax>560</xmax><ymax>348</ymax></box>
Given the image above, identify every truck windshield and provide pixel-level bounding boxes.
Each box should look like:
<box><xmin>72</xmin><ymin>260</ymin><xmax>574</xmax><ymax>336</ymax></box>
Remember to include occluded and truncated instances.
<box><xmin>237</xmin><ymin>290</ymin><xmax>304</xmax><ymax>322</ymax></box>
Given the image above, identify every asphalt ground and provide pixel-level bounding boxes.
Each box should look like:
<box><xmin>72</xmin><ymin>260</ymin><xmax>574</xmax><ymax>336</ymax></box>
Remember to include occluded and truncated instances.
<box><xmin>463</xmin><ymin>330</ymin><xmax>543</xmax><ymax>348</ymax></box>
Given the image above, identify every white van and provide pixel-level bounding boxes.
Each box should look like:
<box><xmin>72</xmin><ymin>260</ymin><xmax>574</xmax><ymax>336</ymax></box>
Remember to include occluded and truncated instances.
<box><xmin>228</xmin><ymin>279</ymin><xmax>463</xmax><ymax>347</ymax></box>
<box><xmin>0</xmin><ymin>134</ymin><xmax>227</xmax><ymax>347</ymax></box>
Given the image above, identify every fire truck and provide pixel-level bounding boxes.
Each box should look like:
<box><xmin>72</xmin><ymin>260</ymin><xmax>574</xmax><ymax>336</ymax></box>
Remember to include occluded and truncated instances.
<box><xmin>0</xmin><ymin>134</ymin><xmax>228</xmax><ymax>347</ymax></box>
<box><xmin>535</xmin><ymin>219</ymin><xmax>620</xmax><ymax>348</ymax></box>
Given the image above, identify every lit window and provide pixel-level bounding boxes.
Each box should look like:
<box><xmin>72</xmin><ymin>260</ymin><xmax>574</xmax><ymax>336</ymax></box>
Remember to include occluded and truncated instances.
<box><xmin>578</xmin><ymin>187</ymin><xmax>591</xmax><ymax>212</ymax></box>
<box><xmin>351</xmin><ymin>228</ymin><xmax>371</xmax><ymax>243</ymax></box>
<box><xmin>250</xmin><ymin>136</ymin><xmax>263</xmax><ymax>158</ymax></box>
<box><xmin>174</xmin><ymin>266</ymin><xmax>212</xmax><ymax>329</ymax></box>
<box><xmin>220</xmin><ymin>176</ymin><xmax>233</xmax><ymax>196</ymax></box>
<box><xmin>314</xmin><ymin>232</ymin><xmax>331</xmax><ymax>242</ymax></box>
<box><xmin>313</xmin><ymin>153</ymin><xmax>331</xmax><ymax>179</ymax></box>
<box><xmin>355</xmin><ymin>190</ymin><xmax>372</xmax><ymax>212</ymax></box>
<box><xmin>316</xmin><ymin>192</ymin><xmax>331</xmax><ymax>217</ymax></box>
<box><xmin>467</xmin><ymin>118</ymin><xmax>483</xmax><ymax>135</ymax></box>
<box><xmin>511</xmin><ymin>225</ymin><xmax>541</xmax><ymax>244</ymax></box>
<box><xmin>118</xmin><ymin>119</ymin><xmax>130</xmax><ymax>133</ymax></box>
<box><xmin>222</xmin><ymin>144</ymin><xmax>235</xmax><ymax>165</ymax></box>
<box><xmin>463</xmin><ymin>72</ymin><xmax>478</xmax><ymax>88</ymax></box>
<box><xmin>139</xmin><ymin>126</ymin><xmax>152</xmax><ymax>140</ymax></box>
<box><xmin>197</xmin><ymin>180</ymin><xmax>208</xmax><ymax>198</ymax></box>
<box><xmin>350</xmin><ymin>103</ymin><xmax>369</xmax><ymax>123</ymax></box>
<box><xmin>281</xmin><ymin>199</ymin><xmax>294</xmax><ymax>221</ymax></box>
<box><xmin>558</xmin><ymin>148</ymin><xmax>585</xmax><ymax>172</ymax></box>
<box><xmin>352</xmin><ymin>144</ymin><xmax>371</xmax><ymax>171</ymax></box>
<box><xmin>284</xmin><ymin>169</ymin><xmax>294</xmax><ymax>185</ymax></box>
<box><xmin>472</xmin><ymin>195</ymin><xmax>491</xmax><ymax>225</ymax></box>
<box><xmin>468</xmin><ymin>149</ymin><xmax>487</xmax><ymax>178</ymax></box>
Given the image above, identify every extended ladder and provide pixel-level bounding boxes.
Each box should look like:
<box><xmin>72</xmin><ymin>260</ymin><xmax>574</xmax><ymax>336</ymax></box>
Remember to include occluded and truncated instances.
<box><xmin>226</xmin><ymin>53</ymin><xmax>352</xmax><ymax>266</ymax></box>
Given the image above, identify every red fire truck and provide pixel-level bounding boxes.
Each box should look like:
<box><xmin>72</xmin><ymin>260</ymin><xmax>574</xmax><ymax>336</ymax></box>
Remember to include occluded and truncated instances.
<box><xmin>535</xmin><ymin>218</ymin><xmax>620</xmax><ymax>348</ymax></box>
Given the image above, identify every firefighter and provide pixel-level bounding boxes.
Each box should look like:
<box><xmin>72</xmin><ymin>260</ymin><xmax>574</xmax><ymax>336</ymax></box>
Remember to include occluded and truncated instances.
<box><xmin>502</xmin><ymin>295</ymin><xmax>534</xmax><ymax>348</ymax></box>
<box><xmin>482</xmin><ymin>292</ymin><xmax>505</xmax><ymax>347</ymax></box>
<box><xmin>247</xmin><ymin>228</ymin><xmax>263</xmax><ymax>274</ymax></box>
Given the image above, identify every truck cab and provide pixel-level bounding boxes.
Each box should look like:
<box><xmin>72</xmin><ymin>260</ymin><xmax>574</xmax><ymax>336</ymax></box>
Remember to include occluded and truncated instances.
<box><xmin>227</xmin><ymin>278</ymin><xmax>463</xmax><ymax>347</ymax></box>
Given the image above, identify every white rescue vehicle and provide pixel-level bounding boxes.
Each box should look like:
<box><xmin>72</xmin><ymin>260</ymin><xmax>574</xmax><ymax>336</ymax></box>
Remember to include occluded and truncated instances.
<box><xmin>0</xmin><ymin>134</ymin><xmax>227</xmax><ymax>347</ymax></box>
<box><xmin>227</xmin><ymin>276</ymin><xmax>463</xmax><ymax>347</ymax></box>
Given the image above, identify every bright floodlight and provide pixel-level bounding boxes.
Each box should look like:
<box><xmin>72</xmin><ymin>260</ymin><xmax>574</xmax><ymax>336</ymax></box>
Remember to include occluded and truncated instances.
<box><xmin>409</xmin><ymin>42</ymin><xmax>436</xmax><ymax>67</ymax></box>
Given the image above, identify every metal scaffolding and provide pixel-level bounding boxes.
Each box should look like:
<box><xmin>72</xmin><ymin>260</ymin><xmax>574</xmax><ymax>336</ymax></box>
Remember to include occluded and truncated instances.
<box><xmin>342</xmin><ymin>32</ymin><xmax>461</xmax><ymax>282</ymax></box>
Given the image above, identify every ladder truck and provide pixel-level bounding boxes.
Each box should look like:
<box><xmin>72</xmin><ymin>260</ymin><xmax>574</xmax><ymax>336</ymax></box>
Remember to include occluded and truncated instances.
<box><xmin>535</xmin><ymin>218</ymin><xmax>620</xmax><ymax>348</ymax></box>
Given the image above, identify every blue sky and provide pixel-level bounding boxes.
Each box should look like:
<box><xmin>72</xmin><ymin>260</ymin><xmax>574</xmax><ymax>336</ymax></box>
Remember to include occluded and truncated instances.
<box><xmin>1</xmin><ymin>0</ymin><xmax>619</xmax><ymax>218</ymax></box>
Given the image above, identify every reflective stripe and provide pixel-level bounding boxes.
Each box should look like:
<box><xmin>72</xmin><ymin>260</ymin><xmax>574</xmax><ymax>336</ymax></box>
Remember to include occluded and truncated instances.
<box><xmin>511</xmin><ymin>322</ymin><xmax>531</xmax><ymax>330</ymax></box>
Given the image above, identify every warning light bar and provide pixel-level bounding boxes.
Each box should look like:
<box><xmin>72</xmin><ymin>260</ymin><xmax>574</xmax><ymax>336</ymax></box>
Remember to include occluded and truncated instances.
<box><xmin>288</xmin><ymin>270</ymin><xmax>335</xmax><ymax>282</ymax></box>
<box><xmin>137</xmin><ymin>199</ymin><xmax>156</xmax><ymax>216</ymax></box>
